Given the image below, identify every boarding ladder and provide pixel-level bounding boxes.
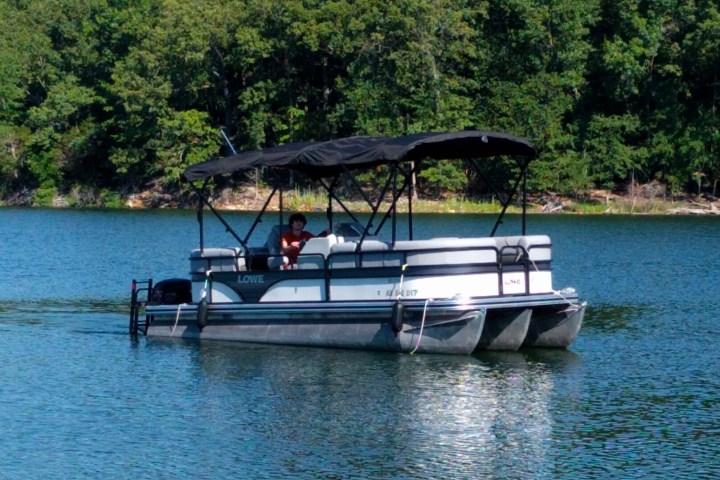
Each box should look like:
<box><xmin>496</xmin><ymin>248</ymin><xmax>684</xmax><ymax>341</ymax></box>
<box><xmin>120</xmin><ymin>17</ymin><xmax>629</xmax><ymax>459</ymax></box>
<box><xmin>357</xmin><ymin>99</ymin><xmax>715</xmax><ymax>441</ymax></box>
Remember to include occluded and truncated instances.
<box><xmin>129</xmin><ymin>279</ymin><xmax>152</xmax><ymax>336</ymax></box>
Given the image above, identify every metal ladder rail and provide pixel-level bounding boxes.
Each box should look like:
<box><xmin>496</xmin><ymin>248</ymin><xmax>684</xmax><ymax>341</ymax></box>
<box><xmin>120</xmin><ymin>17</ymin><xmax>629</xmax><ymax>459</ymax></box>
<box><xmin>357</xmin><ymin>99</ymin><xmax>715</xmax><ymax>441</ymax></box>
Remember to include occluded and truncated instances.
<box><xmin>130</xmin><ymin>279</ymin><xmax>153</xmax><ymax>335</ymax></box>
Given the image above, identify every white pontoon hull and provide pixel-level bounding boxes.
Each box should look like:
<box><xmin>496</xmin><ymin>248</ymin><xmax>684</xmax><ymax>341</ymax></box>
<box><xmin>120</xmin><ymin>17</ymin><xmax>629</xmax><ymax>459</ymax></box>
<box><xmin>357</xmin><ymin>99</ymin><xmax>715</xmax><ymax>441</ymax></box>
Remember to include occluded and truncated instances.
<box><xmin>143</xmin><ymin>293</ymin><xmax>585</xmax><ymax>353</ymax></box>
<box><xmin>146</xmin><ymin>301</ymin><xmax>486</xmax><ymax>354</ymax></box>
<box><xmin>523</xmin><ymin>301</ymin><xmax>586</xmax><ymax>348</ymax></box>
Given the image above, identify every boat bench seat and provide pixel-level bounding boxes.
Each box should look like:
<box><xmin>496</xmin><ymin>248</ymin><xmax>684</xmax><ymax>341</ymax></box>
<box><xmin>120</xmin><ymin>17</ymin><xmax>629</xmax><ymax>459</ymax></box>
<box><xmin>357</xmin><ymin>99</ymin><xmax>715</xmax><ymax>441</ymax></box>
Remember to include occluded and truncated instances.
<box><xmin>392</xmin><ymin>238</ymin><xmax>498</xmax><ymax>266</ymax></box>
<box><xmin>333</xmin><ymin>222</ymin><xmax>366</xmax><ymax>239</ymax></box>
<box><xmin>297</xmin><ymin>234</ymin><xmax>339</xmax><ymax>269</ymax></box>
<box><xmin>328</xmin><ymin>240</ymin><xmax>398</xmax><ymax>268</ymax></box>
<box><xmin>259</xmin><ymin>224</ymin><xmax>294</xmax><ymax>269</ymax></box>
<box><xmin>190</xmin><ymin>247</ymin><xmax>246</xmax><ymax>273</ymax></box>
<box><xmin>494</xmin><ymin>235</ymin><xmax>552</xmax><ymax>262</ymax></box>
<box><xmin>312</xmin><ymin>236</ymin><xmax>551</xmax><ymax>269</ymax></box>
<box><xmin>244</xmin><ymin>247</ymin><xmax>285</xmax><ymax>270</ymax></box>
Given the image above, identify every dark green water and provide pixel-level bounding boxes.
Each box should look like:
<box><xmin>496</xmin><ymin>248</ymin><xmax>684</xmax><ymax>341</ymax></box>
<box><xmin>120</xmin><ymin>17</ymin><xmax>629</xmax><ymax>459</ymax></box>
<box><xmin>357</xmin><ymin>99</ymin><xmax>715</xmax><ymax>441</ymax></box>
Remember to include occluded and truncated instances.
<box><xmin>1</xmin><ymin>208</ymin><xmax>718</xmax><ymax>479</ymax></box>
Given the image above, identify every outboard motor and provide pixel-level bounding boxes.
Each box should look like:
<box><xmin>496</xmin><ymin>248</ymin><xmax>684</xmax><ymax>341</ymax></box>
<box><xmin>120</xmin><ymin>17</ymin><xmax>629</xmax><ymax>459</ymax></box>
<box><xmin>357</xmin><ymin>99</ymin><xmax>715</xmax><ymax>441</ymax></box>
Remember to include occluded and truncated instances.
<box><xmin>150</xmin><ymin>278</ymin><xmax>192</xmax><ymax>305</ymax></box>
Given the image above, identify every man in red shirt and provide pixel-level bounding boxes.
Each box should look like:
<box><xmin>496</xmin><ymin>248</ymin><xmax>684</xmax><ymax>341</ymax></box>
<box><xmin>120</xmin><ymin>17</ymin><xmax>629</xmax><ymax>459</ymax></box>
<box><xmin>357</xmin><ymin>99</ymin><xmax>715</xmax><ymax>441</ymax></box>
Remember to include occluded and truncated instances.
<box><xmin>280</xmin><ymin>213</ymin><xmax>317</xmax><ymax>266</ymax></box>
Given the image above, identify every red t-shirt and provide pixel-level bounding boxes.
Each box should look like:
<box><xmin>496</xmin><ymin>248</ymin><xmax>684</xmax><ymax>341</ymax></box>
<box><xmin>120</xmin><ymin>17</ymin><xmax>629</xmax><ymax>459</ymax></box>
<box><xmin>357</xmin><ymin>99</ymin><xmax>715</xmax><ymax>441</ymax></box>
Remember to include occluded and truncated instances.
<box><xmin>280</xmin><ymin>230</ymin><xmax>314</xmax><ymax>263</ymax></box>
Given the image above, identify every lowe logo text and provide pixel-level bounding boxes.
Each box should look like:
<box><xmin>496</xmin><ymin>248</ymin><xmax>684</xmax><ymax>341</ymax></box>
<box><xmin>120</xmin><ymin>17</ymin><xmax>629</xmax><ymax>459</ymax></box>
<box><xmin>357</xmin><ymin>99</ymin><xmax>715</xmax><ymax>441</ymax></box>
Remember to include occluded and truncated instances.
<box><xmin>239</xmin><ymin>274</ymin><xmax>265</xmax><ymax>284</ymax></box>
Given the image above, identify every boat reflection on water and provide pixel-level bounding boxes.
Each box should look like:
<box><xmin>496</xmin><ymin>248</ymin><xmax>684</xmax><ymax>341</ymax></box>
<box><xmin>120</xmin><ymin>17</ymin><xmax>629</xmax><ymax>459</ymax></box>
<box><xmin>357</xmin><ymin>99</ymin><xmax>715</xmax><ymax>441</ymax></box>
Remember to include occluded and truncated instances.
<box><xmin>172</xmin><ymin>340</ymin><xmax>580</xmax><ymax>476</ymax></box>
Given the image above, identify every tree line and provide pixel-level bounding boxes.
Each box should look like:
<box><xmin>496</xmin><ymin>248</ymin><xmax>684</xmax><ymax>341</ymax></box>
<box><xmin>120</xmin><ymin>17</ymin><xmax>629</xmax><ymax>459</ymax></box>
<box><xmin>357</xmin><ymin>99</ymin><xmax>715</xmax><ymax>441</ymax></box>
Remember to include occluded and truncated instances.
<box><xmin>1</xmin><ymin>0</ymin><xmax>718</xmax><ymax>206</ymax></box>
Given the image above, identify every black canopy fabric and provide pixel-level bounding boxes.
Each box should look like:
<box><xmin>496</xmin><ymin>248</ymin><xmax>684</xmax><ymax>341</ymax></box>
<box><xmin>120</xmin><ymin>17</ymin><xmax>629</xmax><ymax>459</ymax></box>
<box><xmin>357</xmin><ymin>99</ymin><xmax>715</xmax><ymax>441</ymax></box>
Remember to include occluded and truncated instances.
<box><xmin>183</xmin><ymin>130</ymin><xmax>536</xmax><ymax>182</ymax></box>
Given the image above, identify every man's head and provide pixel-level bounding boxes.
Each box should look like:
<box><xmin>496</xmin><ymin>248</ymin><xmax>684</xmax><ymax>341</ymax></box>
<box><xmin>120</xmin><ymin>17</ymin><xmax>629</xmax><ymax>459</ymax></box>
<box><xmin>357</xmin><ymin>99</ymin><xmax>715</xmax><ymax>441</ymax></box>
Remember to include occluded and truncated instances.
<box><xmin>289</xmin><ymin>213</ymin><xmax>307</xmax><ymax>230</ymax></box>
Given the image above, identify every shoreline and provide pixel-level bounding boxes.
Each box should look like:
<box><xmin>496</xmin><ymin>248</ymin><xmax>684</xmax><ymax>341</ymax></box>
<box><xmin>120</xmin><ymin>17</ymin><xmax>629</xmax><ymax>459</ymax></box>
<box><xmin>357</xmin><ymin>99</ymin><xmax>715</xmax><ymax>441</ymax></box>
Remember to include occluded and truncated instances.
<box><xmin>2</xmin><ymin>187</ymin><xmax>719</xmax><ymax>215</ymax></box>
<box><xmin>130</xmin><ymin>187</ymin><xmax>720</xmax><ymax>216</ymax></box>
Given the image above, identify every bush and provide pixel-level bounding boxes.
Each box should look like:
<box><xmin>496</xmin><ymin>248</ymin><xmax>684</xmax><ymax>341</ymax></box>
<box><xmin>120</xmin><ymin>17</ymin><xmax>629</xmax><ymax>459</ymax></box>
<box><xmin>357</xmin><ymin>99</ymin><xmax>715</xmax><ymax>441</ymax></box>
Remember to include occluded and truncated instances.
<box><xmin>100</xmin><ymin>189</ymin><xmax>125</xmax><ymax>208</ymax></box>
<box><xmin>32</xmin><ymin>185</ymin><xmax>58</xmax><ymax>207</ymax></box>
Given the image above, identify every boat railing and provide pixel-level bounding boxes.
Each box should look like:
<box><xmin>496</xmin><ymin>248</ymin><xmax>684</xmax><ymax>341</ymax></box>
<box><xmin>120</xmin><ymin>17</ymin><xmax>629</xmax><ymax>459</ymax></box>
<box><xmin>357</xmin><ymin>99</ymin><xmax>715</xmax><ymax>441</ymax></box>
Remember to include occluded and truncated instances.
<box><xmin>493</xmin><ymin>235</ymin><xmax>552</xmax><ymax>295</ymax></box>
<box><xmin>323</xmin><ymin>236</ymin><xmax>551</xmax><ymax>268</ymax></box>
<box><xmin>187</xmin><ymin>235</ymin><xmax>551</xmax><ymax>273</ymax></box>
<box><xmin>187</xmin><ymin>235</ymin><xmax>553</xmax><ymax>297</ymax></box>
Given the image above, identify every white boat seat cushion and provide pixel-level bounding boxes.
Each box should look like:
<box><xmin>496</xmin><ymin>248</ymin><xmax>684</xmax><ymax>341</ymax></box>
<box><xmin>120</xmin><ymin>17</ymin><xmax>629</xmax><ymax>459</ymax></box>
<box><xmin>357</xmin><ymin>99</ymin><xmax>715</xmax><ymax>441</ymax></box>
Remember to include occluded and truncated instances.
<box><xmin>392</xmin><ymin>238</ymin><xmax>497</xmax><ymax>266</ymax></box>
<box><xmin>329</xmin><ymin>240</ymin><xmax>390</xmax><ymax>268</ymax></box>
<box><xmin>333</xmin><ymin>222</ymin><xmax>366</xmax><ymax>239</ymax></box>
<box><xmin>267</xmin><ymin>255</ymin><xmax>288</xmax><ymax>269</ymax></box>
<box><xmin>297</xmin><ymin>234</ymin><xmax>338</xmax><ymax>269</ymax></box>
<box><xmin>190</xmin><ymin>247</ymin><xmax>246</xmax><ymax>272</ymax></box>
<box><xmin>495</xmin><ymin>235</ymin><xmax>552</xmax><ymax>262</ymax></box>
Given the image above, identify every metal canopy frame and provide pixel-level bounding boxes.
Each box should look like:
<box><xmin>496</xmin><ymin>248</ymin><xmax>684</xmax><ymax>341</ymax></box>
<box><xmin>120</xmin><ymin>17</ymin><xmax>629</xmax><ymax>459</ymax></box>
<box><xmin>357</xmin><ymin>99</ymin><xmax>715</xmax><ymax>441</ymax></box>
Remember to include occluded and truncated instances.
<box><xmin>189</xmin><ymin>153</ymin><xmax>530</xmax><ymax>253</ymax></box>
<box><xmin>187</xmin><ymin>130</ymin><xmax>535</xmax><ymax>252</ymax></box>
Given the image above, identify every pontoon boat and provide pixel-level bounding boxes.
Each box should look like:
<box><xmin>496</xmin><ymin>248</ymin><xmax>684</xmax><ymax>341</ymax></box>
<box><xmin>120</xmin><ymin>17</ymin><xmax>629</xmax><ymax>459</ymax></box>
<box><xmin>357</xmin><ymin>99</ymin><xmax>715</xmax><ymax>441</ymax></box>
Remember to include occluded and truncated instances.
<box><xmin>129</xmin><ymin>131</ymin><xmax>585</xmax><ymax>354</ymax></box>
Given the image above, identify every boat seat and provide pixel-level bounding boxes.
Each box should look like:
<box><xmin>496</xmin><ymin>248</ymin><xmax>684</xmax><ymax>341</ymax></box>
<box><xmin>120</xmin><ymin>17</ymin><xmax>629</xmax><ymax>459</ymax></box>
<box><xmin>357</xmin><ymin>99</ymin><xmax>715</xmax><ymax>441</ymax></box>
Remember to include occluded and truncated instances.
<box><xmin>494</xmin><ymin>236</ymin><xmax>525</xmax><ymax>263</ymax></box>
<box><xmin>190</xmin><ymin>247</ymin><xmax>246</xmax><ymax>273</ymax></box>
<box><xmin>495</xmin><ymin>235</ymin><xmax>552</xmax><ymax>262</ymax></box>
<box><xmin>297</xmin><ymin>234</ymin><xmax>338</xmax><ymax>269</ymax></box>
<box><xmin>266</xmin><ymin>255</ymin><xmax>288</xmax><ymax>269</ymax></box>
<box><xmin>392</xmin><ymin>238</ymin><xmax>497</xmax><ymax>266</ymax></box>
<box><xmin>520</xmin><ymin>235</ymin><xmax>552</xmax><ymax>262</ymax></box>
<box><xmin>261</xmin><ymin>224</ymin><xmax>292</xmax><ymax>269</ymax></box>
<box><xmin>265</xmin><ymin>224</ymin><xmax>292</xmax><ymax>255</ymax></box>
<box><xmin>329</xmin><ymin>240</ymin><xmax>392</xmax><ymax>268</ymax></box>
<box><xmin>242</xmin><ymin>246</ymin><xmax>288</xmax><ymax>270</ymax></box>
<box><xmin>335</xmin><ymin>235</ymin><xmax>379</xmax><ymax>244</ymax></box>
<box><xmin>333</xmin><ymin>222</ymin><xmax>366</xmax><ymax>239</ymax></box>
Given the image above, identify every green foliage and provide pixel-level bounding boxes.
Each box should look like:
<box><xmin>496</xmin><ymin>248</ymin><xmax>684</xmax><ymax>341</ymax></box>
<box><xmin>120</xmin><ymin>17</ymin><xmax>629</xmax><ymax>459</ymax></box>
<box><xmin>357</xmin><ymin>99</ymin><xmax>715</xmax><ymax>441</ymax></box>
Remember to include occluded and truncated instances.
<box><xmin>418</xmin><ymin>160</ymin><xmax>469</xmax><ymax>198</ymax></box>
<box><xmin>341</xmin><ymin>0</ymin><xmax>483</xmax><ymax>135</ymax></box>
<box><xmin>99</xmin><ymin>189</ymin><xmax>125</xmax><ymax>208</ymax></box>
<box><xmin>0</xmin><ymin>0</ymin><xmax>719</xmax><ymax>205</ymax></box>
<box><xmin>151</xmin><ymin>109</ymin><xmax>221</xmax><ymax>187</ymax></box>
<box><xmin>0</xmin><ymin>124</ymin><xmax>30</xmax><ymax>195</ymax></box>
<box><xmin>532</xmin><ymin>149</ymin><xmax>593</xmax><ymax>196</ymax></box>
<box><xmin>32</xmin><ymin>183</ymin><xmax>58</xmax><ymax>207</ymax></box>
<box><xmin>584</xmin><ymin>114</ymin><xmax>649</xmax><ymax>188</ymax></box>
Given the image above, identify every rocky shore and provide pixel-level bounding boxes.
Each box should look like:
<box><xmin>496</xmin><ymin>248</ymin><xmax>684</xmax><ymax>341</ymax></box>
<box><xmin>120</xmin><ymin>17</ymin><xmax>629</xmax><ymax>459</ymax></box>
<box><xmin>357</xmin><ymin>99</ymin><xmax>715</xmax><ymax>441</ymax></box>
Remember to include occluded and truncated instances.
<box><xmin>124</xmin><ymin>186</ymin><xmax>719</xmax><ymax>215</ymax></box>
<box><xmin>3</xmin><ymin>184</ymin><xmax>719</xmax><ymax>215</ymax></box>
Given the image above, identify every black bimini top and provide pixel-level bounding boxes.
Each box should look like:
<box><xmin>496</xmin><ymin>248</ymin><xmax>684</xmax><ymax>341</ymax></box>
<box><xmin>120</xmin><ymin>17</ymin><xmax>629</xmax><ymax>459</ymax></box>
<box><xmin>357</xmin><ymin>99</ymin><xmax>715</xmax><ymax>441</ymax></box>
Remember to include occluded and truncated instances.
<box><xmin>183</xmin><ymin>130</ymin><xmax>536</xmax><ymax>182</ymax></box>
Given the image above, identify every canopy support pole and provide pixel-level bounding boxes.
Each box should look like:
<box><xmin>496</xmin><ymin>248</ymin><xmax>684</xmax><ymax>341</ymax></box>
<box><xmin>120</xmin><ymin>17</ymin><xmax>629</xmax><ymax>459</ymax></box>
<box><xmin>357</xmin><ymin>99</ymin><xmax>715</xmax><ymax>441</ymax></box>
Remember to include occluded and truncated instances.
<box><xmin>522</xmin><ymin>159</ymin><xmax>528</xmax><ymax>235</ymax></box>
<box><xmin>490</xmin><ymin>160</ymin><xmax>524</xmax><ymax>237</ymax></box>
<box><xmin>358</xmin><ymin>171</ymin><xmax>395</xmax><ymax>247</ymax></box>
<box><xmin>198</xmin><ymin>189</ymin><xmax>204</xmax><ymax>253</ymax></box>
<box><xmin>373</xmin><ymin>161</ymin><xmax>419</xmax><ymax>237</ymax></box>
<box><xmin>190</xmin><ymin>178</ymin><xmax>247</xmax><ymax>251</ymax></box>
<box><xmin>391</xmin><ymin>166</ymin><xmax>398</xmax><ymax>244</ymax></box>
<box><xmin>342</xmin><ymin>165</ymin><xmax>376</xmax><ymax>211</ymax></box>
<box><xmin>279</xmin><ymin>186</ymin><xmax>284</xmax><ymax>227</ymax></box>
<box><xmin>325</xmin><ymin>177</ymin><xmax>339</xmax><ymax>231</ymax></box>
<box><xmin>408</xmin><ymin>164</ymin><xmax>414</xmax><ymax>240</ymax></box>
<box><xmin>319</xmin><ymin>178</ymin><xmax>362</xmax><ymax>225</ymax></box>
<box><xmin>243</xmin><ymin>185</ymin><xmax>279</xmax><ymax>246</ymax></box>
<box><xmin>192</xmin><ymin>179</ymin><xmax>210</xmax><ymax>253</ymax></box>
<box><xmin>204</xmin><ymin>196</ymin><xmax>248</xmax><ymax>250</ymax></box>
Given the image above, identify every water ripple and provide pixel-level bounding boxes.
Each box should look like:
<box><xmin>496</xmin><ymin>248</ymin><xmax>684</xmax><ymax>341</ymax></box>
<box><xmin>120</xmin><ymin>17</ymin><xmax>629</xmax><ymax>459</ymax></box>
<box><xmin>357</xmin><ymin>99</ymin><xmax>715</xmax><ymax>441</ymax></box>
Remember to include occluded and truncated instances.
<box><xmin>2</xmin><ymin>211</ymin><xmax>720</xmax><ymax>478</ymax></box>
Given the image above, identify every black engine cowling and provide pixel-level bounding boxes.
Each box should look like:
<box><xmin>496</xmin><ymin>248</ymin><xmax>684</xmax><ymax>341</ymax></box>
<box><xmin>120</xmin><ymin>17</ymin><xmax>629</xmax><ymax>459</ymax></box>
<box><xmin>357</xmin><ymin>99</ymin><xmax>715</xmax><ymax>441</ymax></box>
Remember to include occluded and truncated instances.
<box><xmin>150</xmin><ymin>278</ymin><xmax>192</xmax><ymax>305</ymax></box>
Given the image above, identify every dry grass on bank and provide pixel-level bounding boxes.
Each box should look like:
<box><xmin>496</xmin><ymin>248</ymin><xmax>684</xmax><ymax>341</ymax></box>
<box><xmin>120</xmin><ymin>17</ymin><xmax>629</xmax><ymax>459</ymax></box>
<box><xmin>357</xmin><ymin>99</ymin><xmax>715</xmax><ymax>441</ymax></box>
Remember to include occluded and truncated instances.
<box><xmin>5</xmin><ymin>182</ymin><xmax>717</xmax><ymax>215</ymax></box>
<box><xmin>202</xmin><ymin>185</ymin><xmax>720</xmax><ymax>216</ymax></box>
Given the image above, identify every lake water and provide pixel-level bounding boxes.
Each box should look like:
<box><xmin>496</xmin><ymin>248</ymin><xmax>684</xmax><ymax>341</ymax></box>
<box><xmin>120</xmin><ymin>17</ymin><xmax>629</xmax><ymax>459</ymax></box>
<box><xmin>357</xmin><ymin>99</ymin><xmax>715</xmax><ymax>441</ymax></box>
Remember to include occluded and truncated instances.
<box><xmin>1</xmin><ymin>208</ymin><xmax>719</xmax><ymax>479</ymax></box>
